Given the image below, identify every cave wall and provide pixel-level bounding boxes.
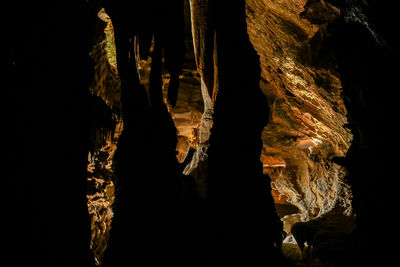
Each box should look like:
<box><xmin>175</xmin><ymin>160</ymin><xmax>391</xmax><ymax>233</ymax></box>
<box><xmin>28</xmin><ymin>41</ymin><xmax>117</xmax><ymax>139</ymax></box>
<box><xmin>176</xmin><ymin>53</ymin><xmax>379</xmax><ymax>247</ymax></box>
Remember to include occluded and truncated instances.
<box><xmin>6</xmin><ymin>0</ymin><xmax>398</xmax><ymax>266</ymax></box>
<box><xmin>86</xmin><ymin>10</ymin><xmax>122</xmax><ymax>265</ymax></box>
<box><xmin>242</xmin><ymin>0</ymin><xmax>399</xmax><ymax>263</ymax></box>
<box><xmin>246</xmin><ymin>0</ymin><xmax>353</xmax><ymax>220</ymax></box>
<box><xmin>99</xmin><ymin>0</ymin><xmax>288</xmax><ymax>265</ymax></box>
<box><xmin>85</xmin><ymin>3</ymin><xmax>363</xmax><ymax>264</ymax></box>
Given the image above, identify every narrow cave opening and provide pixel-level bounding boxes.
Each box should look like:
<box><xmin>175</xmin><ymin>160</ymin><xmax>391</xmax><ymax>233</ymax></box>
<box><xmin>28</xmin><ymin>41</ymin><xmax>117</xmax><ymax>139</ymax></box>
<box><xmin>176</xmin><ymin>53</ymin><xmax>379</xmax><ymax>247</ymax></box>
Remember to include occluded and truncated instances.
<box><xmin>86</xmin><ymin>1</ymin><xmax>359</xmax><ymax>266</ymax></box>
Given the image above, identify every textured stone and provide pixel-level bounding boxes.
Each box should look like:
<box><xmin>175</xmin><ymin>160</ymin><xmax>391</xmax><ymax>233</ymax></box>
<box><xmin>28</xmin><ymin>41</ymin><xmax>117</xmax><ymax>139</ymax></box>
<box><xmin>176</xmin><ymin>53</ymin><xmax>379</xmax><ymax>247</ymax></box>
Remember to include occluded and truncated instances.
<box><xmin>246</xmin><ymin>0</ymin><xmax>353</xmax><ymax>219</ymax></box>
<box><xmin>182</xmin><ymin>0</ymin><xmax>217</xmax><ymax>188</ymax></box>
<box><xmin>87</xmin><ymin>1</ymin><xmax>366</xmax><ymax>265</ymax></box>
<box><xmin>87</xmin><ymin>12</ymin><xmax>123</xmax><ymax>265</ymax></box>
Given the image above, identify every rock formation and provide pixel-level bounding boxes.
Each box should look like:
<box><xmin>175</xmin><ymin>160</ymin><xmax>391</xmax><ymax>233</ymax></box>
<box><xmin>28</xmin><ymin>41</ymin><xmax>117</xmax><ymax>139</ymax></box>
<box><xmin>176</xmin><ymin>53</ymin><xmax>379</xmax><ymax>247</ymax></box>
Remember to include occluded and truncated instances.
<box><xmin>6</xmin><ymin>0</ymin><xmax>399</xmax><ymax>266</ymax></box>
<box><xmin>87</xmin><ymin>10</ymin><xmax>122</xmax><ymax>265</ymax></box>
<box><xmin>182</xmin><ymin>0</ymin><xmax>218</xmax><ymax>200</ymax></box>
<box><xmin>246</xmin><ymin>0</ymin><xmax>353</xmax><ymax>221</ymax></box>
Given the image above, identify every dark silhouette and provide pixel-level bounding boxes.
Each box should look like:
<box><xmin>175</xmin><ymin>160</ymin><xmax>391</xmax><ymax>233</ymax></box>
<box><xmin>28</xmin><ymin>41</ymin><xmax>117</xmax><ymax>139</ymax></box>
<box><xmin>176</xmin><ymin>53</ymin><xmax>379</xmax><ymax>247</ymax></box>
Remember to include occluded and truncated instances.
<box><xmin>205</xmin><ymin>0</ymin><xmax>285</xmax><ymax>265</ymax></box>
<box><xmin>291</xmin><ymin>221</ymin><xmax>316</xmax><ymax>254</ymax></box>
<box><xmin>100</xmin><ymin>1</ymin><xmax>187</xmax><ymax>265</ymax></box>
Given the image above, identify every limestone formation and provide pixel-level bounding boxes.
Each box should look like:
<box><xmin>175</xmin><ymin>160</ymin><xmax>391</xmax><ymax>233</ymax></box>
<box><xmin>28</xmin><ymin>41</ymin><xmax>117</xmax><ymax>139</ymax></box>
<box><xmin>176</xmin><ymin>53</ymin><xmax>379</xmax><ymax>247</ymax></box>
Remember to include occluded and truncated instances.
<box><xmin>182</xmin><ymin>0</ymin><xmax>218</xmax><ymax>197</ymax></box>
<box><xmin>8</xmin><ymin>1</ymin><xmax>398</xmax><ymax>266</ymax></box>
<box><xmin>86</xmin><ymin>12</ymin><xmax>123</xmax><ymax>264</ymax></box>
<box><xmin>246</xmin><ymin>0</ymin><xmax>353</xmax><ymax>220</ymax></box>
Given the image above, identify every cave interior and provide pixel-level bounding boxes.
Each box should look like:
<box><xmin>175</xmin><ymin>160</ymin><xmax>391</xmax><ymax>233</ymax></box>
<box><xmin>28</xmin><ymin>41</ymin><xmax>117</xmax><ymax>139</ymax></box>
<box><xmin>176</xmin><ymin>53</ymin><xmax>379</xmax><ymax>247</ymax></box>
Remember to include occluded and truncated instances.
<box><xmin>5</xmin><ymin>0</ymin><xmax>400</xmax><ymax>266</ymax></box>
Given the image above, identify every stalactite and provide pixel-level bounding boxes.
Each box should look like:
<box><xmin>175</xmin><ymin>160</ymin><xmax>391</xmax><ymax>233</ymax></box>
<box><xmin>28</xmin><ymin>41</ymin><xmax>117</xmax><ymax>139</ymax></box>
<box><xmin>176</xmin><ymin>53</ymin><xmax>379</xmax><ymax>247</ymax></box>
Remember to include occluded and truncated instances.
<box><xmin>8</xmin><ymin>1</ymin><xmax>398</xmax><ymax>266</ymax></box>
<box><xmin>101</xmin><ymin>1</ymin><xmax>185</xmax><ymax>265</ymax></box>
<box><xmin>183</xmin><ymin>1</ymin><xmax>219</xmax><ymax>199</ymax></box>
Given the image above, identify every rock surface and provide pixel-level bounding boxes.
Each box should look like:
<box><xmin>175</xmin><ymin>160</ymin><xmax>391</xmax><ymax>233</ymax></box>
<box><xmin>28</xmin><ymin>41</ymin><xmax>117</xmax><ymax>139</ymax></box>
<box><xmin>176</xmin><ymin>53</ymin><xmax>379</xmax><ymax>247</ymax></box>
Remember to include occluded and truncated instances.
<box><xmin>87</xmin><ymin>2</ymin><xmax>358</xmax><ymax>264</ymax></box>
<box><xmin>245</xmin><ymin>0</ymin><xmax>353</xmax><ymax>219</ymax></box>
<box><xmin>8</xmin><ymin>1</ymin><xmax>398</xmax><ymax>266</ymax></box>
<box><xmin>171</xmin><ymin>2</ymin><xmax>354</xmax><ymax>223</ymax></box>
<box><xmin>87</xmin><ymin>10</ymin><xmax>122</xmax><ymax>265</ymax></box>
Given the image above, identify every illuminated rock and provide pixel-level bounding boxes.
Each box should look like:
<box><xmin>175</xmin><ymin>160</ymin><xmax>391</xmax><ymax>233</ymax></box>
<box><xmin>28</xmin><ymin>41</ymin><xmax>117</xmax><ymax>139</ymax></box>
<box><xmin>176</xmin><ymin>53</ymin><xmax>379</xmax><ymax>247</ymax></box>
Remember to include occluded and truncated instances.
<box><xmin>246</xmin><ymin>0</ymin><xmax>353</xmax><ymax>219</ymax></box>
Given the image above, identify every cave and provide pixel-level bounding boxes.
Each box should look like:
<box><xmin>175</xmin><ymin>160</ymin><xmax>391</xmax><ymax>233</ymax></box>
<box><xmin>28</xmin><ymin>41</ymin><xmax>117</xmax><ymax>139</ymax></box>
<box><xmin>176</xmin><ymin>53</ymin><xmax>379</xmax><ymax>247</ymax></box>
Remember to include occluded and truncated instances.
<box><xmin>5</xmin><ymin>0</ymin><xmax>399</xmax><ymax>266</ymax></box>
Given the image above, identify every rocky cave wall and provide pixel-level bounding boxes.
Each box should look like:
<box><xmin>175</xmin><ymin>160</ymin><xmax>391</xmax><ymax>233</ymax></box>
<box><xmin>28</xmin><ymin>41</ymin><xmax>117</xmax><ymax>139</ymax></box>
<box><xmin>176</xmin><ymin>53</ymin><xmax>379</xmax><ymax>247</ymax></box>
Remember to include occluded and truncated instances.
<box><xmin>86</xmin><ymin>10</ymin><xmax>121</xmax><ymax>264</ymax></box>
<box><xmin>87</xmin><ymin>0</ymin><xmax>359</xmax><ymax>264</ymax></box>
<box><xmin>149</xmin><ymin>0</ymin><xmax>356</xmax><ymax>227</ymax></box>
<box><xmin>6</xmin><ymin>0</ymin><xmax>399</xmax><ymax>266</ymax></box>
<box><xmin>322</xmin><ymin>0</ymin><xmax>399</xmax><ymax>264</ymax></box>
<box><xmin>98</xmin><ymin>0</ymin><xmax>286</xmax><ymax>265</ymax></box>
<box><xmin>246</xmin><ymin>0</ymin><xmax>353</xmax><ymax>222</ymax></box>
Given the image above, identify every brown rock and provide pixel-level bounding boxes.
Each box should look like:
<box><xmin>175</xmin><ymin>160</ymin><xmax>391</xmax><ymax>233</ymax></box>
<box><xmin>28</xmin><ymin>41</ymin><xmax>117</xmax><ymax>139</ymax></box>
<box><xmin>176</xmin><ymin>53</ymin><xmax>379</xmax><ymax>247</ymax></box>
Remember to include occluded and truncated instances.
<box><xmin>246</xmin><ymin>0</ymin><xmax>353</xmax><ymax>218</ymax></box>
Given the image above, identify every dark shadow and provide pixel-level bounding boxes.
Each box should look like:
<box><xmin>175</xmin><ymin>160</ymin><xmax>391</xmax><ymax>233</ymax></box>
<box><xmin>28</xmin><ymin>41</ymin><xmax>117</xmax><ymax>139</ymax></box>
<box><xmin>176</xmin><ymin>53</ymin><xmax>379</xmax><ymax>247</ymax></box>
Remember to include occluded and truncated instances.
<box><xmin>321</xmin><ymin>0</ymin><xmax>399</xmax><ymax>265</ymax></box>
<box><xmin>101</xmin><ymin>1</ymin><xmax>189</xmax><ymax>265</ymax></box>
<box><xmin>5</xmin><ymin>1</ymin><xmax>98</xmax><ymax>266</ymax></box>
<box><xmin>205</xmin><ymin>0</ymin><xmax>287</xmax><ymax>265</ymax></box>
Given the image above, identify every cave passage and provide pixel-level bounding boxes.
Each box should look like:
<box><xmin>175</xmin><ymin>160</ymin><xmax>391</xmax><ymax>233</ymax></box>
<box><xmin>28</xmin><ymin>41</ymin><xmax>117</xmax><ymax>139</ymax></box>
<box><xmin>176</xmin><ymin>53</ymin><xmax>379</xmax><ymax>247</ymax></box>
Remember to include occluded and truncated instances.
<box><xmin>88</xmin><ymin>0</ymin><xmax>353</xmax><ymax>265</ymax></box>
<box><xmin>7</xmin><ymin>0</ymin><xmax>399</xmax><ymax>266</ymax></box>
<box><xmin>86</xmin><ymin>1</ymin><xmax>397</xmax><ymax>266</ymax></box>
